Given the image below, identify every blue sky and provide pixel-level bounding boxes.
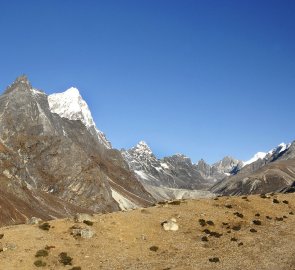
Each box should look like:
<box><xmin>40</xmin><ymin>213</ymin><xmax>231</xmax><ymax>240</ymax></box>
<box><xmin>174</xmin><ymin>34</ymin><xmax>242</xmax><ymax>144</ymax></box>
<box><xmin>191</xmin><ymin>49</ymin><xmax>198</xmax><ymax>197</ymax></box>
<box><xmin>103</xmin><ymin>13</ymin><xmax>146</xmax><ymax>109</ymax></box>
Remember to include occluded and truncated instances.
<box><xmin>0</xmin><ymin>0</ymin><xmax>295</xmax><ymax>163</ymax></box>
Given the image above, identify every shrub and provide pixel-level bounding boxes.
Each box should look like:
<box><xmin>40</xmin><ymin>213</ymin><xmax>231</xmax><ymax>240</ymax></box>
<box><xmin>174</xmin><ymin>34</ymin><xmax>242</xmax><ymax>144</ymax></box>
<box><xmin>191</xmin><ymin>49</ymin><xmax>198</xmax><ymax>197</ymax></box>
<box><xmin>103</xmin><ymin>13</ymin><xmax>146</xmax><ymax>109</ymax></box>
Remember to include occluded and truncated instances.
<box><xmin>59</xmin><ymin>252</ymin><xmax>73</xmax><ymax>265</ymax></box>
<box><xmin>149</xmin><ymin>246</ymin><xmax>159</xmax><ymax>252</ymax></box>
<box><xmin>34</xmin><ymin>260</ymin><xmax>46</xmax><ymax>267</ymax></box>
<box><xmin>35</xmin><ymin>250</ymin><xmax>49</xmax><ymax>257</ymax></box>
<box><xmin>39</xmin><ymin>223</ymin><xmax>50</xmax><ymax>231</ymax></box>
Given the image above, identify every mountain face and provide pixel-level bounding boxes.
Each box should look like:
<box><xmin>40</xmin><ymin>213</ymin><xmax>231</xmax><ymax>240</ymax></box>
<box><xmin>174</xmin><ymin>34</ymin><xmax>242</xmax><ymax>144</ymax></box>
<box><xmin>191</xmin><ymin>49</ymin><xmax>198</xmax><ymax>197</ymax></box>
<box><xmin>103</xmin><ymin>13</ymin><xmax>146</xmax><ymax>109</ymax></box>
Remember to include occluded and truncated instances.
<box><xmin>211</xmin><ymin>142</ymin><xmax>295</xmax><ymax>195</ymax></box>
<box><xmin>196</xmin><ymin>156</ymin><xmax>243</xmax><ymax>181</ymax></box>
<box><xmin>121</xmin><ymin>141</ymin><xmax>242</xmax><ymax>200</ymax></box>
<box><xmin>0</xmin><ymin>76</ymin><xmax>154</xmax><ymax>225</ymax></box>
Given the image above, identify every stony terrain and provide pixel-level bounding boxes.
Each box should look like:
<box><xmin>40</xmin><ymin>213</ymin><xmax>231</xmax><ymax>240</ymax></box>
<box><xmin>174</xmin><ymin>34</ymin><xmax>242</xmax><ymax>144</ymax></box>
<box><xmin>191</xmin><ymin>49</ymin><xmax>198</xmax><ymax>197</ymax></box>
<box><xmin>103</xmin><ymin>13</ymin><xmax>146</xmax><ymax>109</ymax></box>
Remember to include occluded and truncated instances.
<box><xmin>1</xmin><ymin>193</ymin><xmax>295</xmax><ymax>270</ymax></box>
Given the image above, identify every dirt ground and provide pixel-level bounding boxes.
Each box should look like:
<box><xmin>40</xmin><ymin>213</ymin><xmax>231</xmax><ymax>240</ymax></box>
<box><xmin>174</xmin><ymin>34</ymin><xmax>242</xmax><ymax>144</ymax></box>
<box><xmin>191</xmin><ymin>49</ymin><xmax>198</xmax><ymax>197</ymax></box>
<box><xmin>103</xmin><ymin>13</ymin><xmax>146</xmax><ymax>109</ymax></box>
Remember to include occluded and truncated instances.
<box><xmin>0</xmin><ymin>193</ymin><xmax>295</xmax><ymax>270</ymax></box>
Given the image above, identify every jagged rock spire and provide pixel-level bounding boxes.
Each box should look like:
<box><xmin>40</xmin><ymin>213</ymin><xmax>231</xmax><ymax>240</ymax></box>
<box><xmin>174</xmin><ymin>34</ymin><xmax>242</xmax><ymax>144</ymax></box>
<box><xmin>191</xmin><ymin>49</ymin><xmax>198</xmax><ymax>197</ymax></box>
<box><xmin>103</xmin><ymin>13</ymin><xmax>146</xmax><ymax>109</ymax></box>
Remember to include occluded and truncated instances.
<box><xmin>5</xmin><ymin>75</ymin><xmax>32</xmax><ymax>94</ymax></box>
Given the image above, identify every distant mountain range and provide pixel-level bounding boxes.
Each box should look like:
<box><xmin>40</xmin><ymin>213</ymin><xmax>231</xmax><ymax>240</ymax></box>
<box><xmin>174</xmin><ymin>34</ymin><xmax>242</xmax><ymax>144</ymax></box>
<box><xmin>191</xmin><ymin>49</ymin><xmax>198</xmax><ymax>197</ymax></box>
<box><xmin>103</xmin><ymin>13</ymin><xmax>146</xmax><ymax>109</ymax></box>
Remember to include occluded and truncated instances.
<box><xmin>121</xmin><ymin>141</ymin><xmax>242</xmax><ymax>200</ymax></box>
<box><xmin>0</xmin><ymin>75</ymin><xmax>294</xmax><ymax>226</ymax></box>
<box><xmin>211</xmin><ymin>142</ymin><xmax>295</xmax><ymax>195</ymax></box>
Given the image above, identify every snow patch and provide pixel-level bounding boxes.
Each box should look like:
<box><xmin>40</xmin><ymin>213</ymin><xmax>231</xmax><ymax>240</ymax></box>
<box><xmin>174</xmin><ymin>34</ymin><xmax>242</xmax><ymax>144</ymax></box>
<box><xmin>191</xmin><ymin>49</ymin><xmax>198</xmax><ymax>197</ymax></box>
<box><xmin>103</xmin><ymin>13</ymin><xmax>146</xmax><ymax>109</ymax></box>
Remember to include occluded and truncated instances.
<box><xmin>244</xmin><ymin>152</ymin><xmax>267</xmax><ymax>166</ymax></box>
<box><xmin>111</xmin><ymin>189</ymin><xmax>137</xmax><ymax>210</ymax></box>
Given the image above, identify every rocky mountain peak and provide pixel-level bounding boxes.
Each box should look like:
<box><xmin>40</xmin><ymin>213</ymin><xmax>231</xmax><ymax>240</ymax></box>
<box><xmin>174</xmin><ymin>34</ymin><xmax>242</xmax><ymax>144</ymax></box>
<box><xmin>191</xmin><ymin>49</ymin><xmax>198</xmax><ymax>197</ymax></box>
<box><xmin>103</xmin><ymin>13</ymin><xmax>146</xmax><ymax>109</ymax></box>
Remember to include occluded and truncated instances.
<box><xmin>4</xmin><ymin>75</ymin><xmax>32</xmax><ymax>94</ymax></box>
<box><xmin>133</xmin><ymin>141</ymin><xmax>153</xmax><ymax>156</ymax></box>
<box><xmin>197</xmin><ymin>159</ymin><xmax>208</xmax><ymax>166</ymax></box>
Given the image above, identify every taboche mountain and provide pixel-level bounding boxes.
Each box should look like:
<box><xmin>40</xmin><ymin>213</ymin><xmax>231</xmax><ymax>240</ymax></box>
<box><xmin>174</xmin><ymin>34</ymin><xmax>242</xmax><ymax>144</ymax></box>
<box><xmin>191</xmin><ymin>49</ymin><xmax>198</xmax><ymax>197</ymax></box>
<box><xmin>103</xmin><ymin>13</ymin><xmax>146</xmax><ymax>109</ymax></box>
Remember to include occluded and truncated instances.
<box><xmin>0</xmin><ymin>76</ymin><xmax>294</xmax><ymax>227</ymax></box>
<box><xmin>0</xmin><ymin>76</ymin><xmax>154</xmax><ymax>226</ymax></box>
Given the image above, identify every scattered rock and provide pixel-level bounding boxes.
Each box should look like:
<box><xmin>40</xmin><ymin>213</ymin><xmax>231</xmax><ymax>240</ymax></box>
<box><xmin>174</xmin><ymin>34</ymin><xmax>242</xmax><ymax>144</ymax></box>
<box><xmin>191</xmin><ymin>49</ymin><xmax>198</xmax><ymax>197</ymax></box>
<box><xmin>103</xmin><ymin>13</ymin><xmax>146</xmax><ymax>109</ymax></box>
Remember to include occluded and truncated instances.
<box><xmin>161</xmin><ymin>218</ymin><xmax>179</xmax><ymax>231</ymax></box>
<box><xmin>289</xmin><ymin>212</ymin><xmax>294</xmax><ymax>215</ymax></box>
<box><xmin>27</xmin><ymin>217</ymin><xmax>42</xmax><ymax>225</ymax></box>
<box><xmin>242</xmin><ymin>196</ymin><xmax>248</xmax><ymax>200</ymax></box>
<box><xmin>6</xmin><ymin>243</ymin><xmax>17</xmax><ymax>250</ymax></box>
<box><xmin>260</xmin><ymin>194</ymin><xmax>267</xmax><ymax>199</ymax></box>
<box><xmin>71</xmin><ymin>228</ymin><xmax>96</xmax><ymax>239</ymax></box>
<box><xmin>230</xmin><ymin>237</ymin><xmax>238</xmax><ymax>241</ymax></box>
<box><xmin>238</xmin><ymin>242</ymin><xmax>244</xmax><ymax>246</ymax></box>
<box><xmin>250</xmin><ymin>228</ymin><xmax>257</xmax><ymax>233</ymax></box>
<box><xmin>266</xmin><ymin>216</ymin><xmax>272</xmax><ymax>220</ymax></box>
<box><xmin>282</xmin><ymin>200</ymin><xmax>289</xmax><ymax>204</ymax></box>
<box><xmin>0</xmin><ymin>234</ymin><xmax>4</xmax><ymax>239</ymax></box>
<box><xmin>225</xmin><ymin>204</ymin><xmax>233</xmax><ymax>209</ymax></box>
<box><xmin>255</xmin><ymin>213</ymin><xmax>260</xmax><ymax>217</ymax></box>
<box><xmin>275</xmin><ymin>217</ymin><xmax>284</xmax><ymax>221</ymax></box>
<box><xmin>69</xmin><ymin>267</ymin><xmax>82</xmax><ymax>270</ymax></box>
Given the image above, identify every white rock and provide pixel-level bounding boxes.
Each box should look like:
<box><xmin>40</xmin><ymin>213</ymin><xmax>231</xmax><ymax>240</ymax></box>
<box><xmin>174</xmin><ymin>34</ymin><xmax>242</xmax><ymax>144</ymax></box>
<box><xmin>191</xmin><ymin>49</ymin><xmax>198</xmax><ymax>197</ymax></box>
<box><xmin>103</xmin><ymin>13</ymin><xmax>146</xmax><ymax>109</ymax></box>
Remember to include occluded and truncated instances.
<box><xmin>27</xmin><ymin>217</ymin><xmax>42</xmax><ymax>225</ymax></box>
<box><xmin>74</xmin><ymin>213</ymin><xmax>94</xmax><ymax>223</ymax></box>
<box><xmin>72</xmin><ymin>228</ymin><xmax>95</xmax><ymax>239</ymax></box>
<box><xmin>162</xmin><ymin>219</ymin><xmax>179</xmax><ymax>231</ymax></box>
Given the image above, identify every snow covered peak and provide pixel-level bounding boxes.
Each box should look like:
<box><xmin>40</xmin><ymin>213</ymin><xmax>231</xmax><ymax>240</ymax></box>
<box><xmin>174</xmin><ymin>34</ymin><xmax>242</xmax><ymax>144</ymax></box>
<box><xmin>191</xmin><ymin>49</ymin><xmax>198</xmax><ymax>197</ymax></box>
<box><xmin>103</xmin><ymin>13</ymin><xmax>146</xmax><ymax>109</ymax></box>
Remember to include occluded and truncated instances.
<box><xmin>48</xmin><ymin>87</ymin><xmax>94</xmax><ymax>128</ymax></box>
<box><xmin>276</xmin><ymin>143</ymin><xmax>290</xmax><ymax>153</ymax></box>
<box><xmin>173</xmin><ymin>153</ymin><xmax>190</xmax><ymax>160</ymax></box>
<box><xmin>64</xmin><ymin>86</ymin><xmax>80</xmax><ymax>96</ymax></box>
<box><xmin>134</xmin><ymin>141</ymin><xmax>153</xmax><ymax>155</ymax></box>
<box><xmin>243</xmin><ymin>152</ymin><xmax>267</xmax><ymax>166</ymax></box>
<box><xmin>243</xmin><ymin>142</ymin><xmax>291</xmax><ymax>166</ymax></box>
<box><xmin>48</xmin><ymin>87</ymin><xmax>111</xmax><ymax>148</ymax></box>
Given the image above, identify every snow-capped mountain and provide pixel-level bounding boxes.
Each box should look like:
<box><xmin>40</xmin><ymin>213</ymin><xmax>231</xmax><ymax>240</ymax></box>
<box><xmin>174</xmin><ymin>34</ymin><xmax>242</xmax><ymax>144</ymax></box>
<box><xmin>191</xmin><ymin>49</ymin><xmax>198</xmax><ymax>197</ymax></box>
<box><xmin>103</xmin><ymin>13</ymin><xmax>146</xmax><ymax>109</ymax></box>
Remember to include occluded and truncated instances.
<box><xmin>243</xmin><ymin>143</ymin><xmax>291</xmax><ymax>166</ymax></box>
<box><xmin>122</xmin><ymin>141</ymin><xmax>242</xmax><ymax>200</ymax></box>
<box><xmin>211</xmin><ymin>142</ymin><xmax>295</xmax><ymax>195</ymax></box>
<box><xmin>48</xmin><ymin>87</ymin><xmax>111</xmax><ymax>148</ymax></box>
<box><xmin>0</xmin><ymin>76</ymin><xmax>155</xmax><ymax>226</ymax></box>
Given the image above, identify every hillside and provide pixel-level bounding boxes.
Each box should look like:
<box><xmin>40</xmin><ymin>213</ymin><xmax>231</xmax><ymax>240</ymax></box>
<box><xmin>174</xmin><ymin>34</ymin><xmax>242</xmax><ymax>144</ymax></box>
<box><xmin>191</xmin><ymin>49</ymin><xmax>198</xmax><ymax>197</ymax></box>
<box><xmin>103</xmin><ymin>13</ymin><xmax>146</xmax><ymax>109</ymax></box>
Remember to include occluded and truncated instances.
<box><xmin>0</xmin><ymin>194</ymin><xmax>295</xmax><ymax>270</ymax></box>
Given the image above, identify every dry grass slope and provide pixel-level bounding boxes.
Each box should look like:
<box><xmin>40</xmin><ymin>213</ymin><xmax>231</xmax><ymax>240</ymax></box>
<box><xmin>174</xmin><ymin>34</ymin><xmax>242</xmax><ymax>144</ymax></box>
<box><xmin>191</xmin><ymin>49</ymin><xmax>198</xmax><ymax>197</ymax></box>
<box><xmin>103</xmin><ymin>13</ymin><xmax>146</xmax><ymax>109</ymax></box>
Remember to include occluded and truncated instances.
<box><xmin>0</xmin><ymin>193</ymin><xmax>295</xmax><ymax>270</ymax></box>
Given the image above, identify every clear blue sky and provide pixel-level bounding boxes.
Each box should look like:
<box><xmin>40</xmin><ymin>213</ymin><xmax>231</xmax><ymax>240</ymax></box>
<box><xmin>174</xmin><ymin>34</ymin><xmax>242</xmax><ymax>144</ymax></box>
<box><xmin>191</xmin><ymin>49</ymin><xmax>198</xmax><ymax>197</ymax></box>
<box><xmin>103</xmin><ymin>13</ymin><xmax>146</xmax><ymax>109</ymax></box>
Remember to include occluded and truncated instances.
<box><xmin>1</xmin><ymin>1</ymin><xmax>295</xmax><ymax>164</ymax></box>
